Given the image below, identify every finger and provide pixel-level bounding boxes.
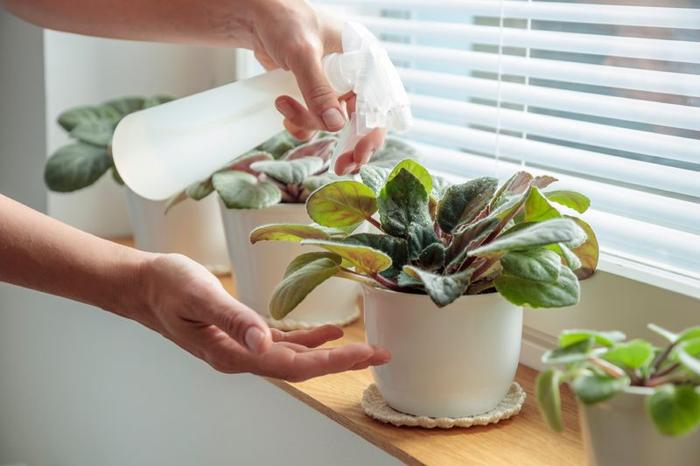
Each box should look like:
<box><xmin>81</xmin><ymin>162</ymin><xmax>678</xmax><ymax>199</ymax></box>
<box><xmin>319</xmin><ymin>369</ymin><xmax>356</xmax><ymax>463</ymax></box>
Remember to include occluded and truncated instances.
<box><xmin>288</xmin><ymin>52</ymin><xmax>345</xmax><ymax>131</ymax></box>
<box><xmin>352</xmin><ymin>129</ymin><xmax>386</xmax><ymax>165</ymax></box>
<box><xmin>275</xmin><ymin>96</ymin><xmax>322</xmax><ymax>132</ymax></box>
<box><xmin>282</xmin><ymin>117</ymin><xmax>315</xmax><ymax>142</ymax></box>
<box><xmin>333</xmin><ymin>151</ymin><xmax>356</xmax><ymax>175</ymax></box>
<box><xmin>272</xmin><ymin>343</ymin><xmax>387</xmax><ymax>382</ymax></box>
<box><xmin>204</xmin><ymin>291</ymin><xmax>272</xmax><ymax>355</ymax></box>
<box><xmin>271</xmin><ymin>325</ymin><xmax>343</xmax><ymax>348</ymax></box>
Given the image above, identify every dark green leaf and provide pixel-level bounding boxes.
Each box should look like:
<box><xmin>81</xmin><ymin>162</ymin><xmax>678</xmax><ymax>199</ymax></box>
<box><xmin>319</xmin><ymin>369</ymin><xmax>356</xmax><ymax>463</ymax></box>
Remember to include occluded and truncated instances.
<box><xmin>536</xmin><ymin>369</ymin><xmax>564</xmax><ymax>432</ymax></box>
<box><xmin>69</xmin><ymin>120</ymin><xmax>115</xmax><ymax>146</ymax></box>
<box><xmin>496</xmin><ymin>265</ymin><xmax>580</xmax><ymax>309</ymax></box>
<box><xmin>213</xmin><ymin>171</ymin><xmax>281</xmax><ymax>209</ymax></box>
<box><xmin>647</xmin><ymin>384</ymin><xmax>700</xmax><ymax>436</ymax></box>
<box><xmin>359</xmin><ymin>165</ymin><xmax>391</xmax><ymax>193</ymax></box>
<box><xmin>142</xmin><ymin>95</ymin><xmax>175</xmax><ymax>108</ymax></box>
<box><xmin>546</xmin><ymin>190</ymin><xmax>590</xmax><ymax>214</ymax></box>
<box><xmin>102</xmin><ymin>96</ymin><xmax>145</xmax><ymax>116</ymax></box>
<box><xmin>418</xmin><ymin>243</ymin><xmax>446</xmax><ymax>271</ymax></box>
<box><xmin>44</xmin><ymin>143</ymin><xmax>111</xmax><ymax>192</ymax></box>
<box><xmin>402</xmin><ymin>265</ymin><xmax>471</xmax><ymax>307</ymax></box>
<box><xmin>111</xmin><ymin>166</ymin><xmax>124</xmax><ymax>185</ymax></box>
<box><xmin>250</xmin><ymin>156</ymin><xmax>324</xmax><ymax>185</ymax></box>
<box><xmin>57</xmin><ymin>105</ymin><xmax>121</xmax><ymax>132</ymax></box>
<box><xmin>386</xmin><ymin>159</ymin><xmax>432</xmax><ymax>196</ymax></box>
<box><xmin>437</xmin><ymin>177</ymin><xmax>498</xmax><ymax>233</ymax></box>
<box><xmin>306</xmin><ymin>180</ymin><xmax>378</xmax><ymax>228</ymax></box>
<box><xmin>341</xmin><ymin>233</ymin><xmax>408</xmax><ymax>278</ymax></box>
<box><xmin>571</xmin><ymin>374</ymin><xmax>630</xmax><ymax>404</ymax></box>
<box><xmin>378</xmin><ymin>168</ymin><xmax>433</xmax><ymax>238</ymax></box>
<box><xmin>407</xmin><ymin>223</ymin><xmax>439</xmax><ymax>260</ymax></box>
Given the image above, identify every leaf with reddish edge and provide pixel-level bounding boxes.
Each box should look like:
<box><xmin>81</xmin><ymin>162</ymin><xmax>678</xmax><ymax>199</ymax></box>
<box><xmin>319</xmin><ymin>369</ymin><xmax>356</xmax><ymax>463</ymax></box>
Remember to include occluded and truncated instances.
<box><xmin>568</xmin><ymin>216</ymin><xmax>598</xmax><ymax>280</ymax></box>
<box><xmin>228</xmin><ymin>151</ymin><xmax>274</xmax><ymax>174</ymax></box>
<box><xmin>283</xmin><ymin>136</ymin><xmax>337</xmax><ymax>162</ymax></box>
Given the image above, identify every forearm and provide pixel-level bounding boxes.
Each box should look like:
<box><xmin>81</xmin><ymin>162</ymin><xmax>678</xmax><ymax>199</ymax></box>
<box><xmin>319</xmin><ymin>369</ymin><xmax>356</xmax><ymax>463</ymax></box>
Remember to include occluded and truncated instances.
<box><xmin>2</xmin><ymin>0</ymin><xmax>259</xmax><ymax>48</ymax></box>
<box><xmin>0</xmin><ymin>194</ymin><xmax>149</xmax><ymax>319</ymax></box>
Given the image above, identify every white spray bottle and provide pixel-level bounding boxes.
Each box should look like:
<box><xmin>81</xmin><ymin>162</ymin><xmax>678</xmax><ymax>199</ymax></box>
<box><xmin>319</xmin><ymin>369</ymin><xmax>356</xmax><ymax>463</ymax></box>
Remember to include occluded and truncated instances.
<box><xmin>112</xmin><ymin>22</ymin><xmax>411</xmax><ymax>201</ymax></box>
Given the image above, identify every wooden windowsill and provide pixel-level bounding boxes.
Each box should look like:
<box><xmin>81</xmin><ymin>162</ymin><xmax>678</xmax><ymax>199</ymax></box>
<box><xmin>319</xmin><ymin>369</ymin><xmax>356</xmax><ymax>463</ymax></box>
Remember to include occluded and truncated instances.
<box><xmin>115</xmin><ymin>238</ymin><xmax>584</xmax><ymax>465</ymax></box>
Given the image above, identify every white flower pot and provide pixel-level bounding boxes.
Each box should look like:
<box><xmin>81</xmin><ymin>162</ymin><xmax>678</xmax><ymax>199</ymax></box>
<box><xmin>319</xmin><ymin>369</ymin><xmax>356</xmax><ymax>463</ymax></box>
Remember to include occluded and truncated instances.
<box><xmin>579</xmin><ymin>386</ymin><xmax>700</xmax><ymax>466</ymax></box>
<box><xmin>363</xmin><ymin>285</ymin><xmax>523</xmax><ymax>418</ymax></box>
<box><xmin>219</xmin><ymin>202</ymin><xmax>360</xmax><ymax>329</ymax></box>
<box><xmin>125</xmin><ymin>189</ymin><xmax>229</xmax><ymax>274</ymax></box>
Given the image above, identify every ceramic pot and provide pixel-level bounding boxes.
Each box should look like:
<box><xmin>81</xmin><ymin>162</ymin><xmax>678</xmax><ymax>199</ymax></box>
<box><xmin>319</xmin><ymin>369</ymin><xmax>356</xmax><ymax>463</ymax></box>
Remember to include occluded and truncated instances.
<box><xmin>579</xmin><ymin>386</ymin><xmax>700</xmax><ymax>466</ymax></box>
<box><xmin>219</xmin><ymin>202</ymin><xmax>360</xmax><ymax>329</ymax></box>
<box><xmin>124</xmin><ymin>189</ymin><xmax>229</xmax><ymax>274</ymax></box>
<box><xmin>363</xmin><ymin>284</ymin><xmax>522</xmax><ymax>418</ymax></box>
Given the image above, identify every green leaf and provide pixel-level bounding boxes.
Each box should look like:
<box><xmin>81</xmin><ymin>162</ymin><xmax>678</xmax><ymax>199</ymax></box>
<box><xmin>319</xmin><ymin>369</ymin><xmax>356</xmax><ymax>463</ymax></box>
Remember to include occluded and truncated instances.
<box><xmin>102</xmin><ymin>96</ymin><xmax>145</xmax><ymax>116</ymax></box>
<box><xmin>431</xmin><ymin>174</ymin><xmax>451</xmax><ymax>199</ymax></box>
<box><xmin>678</xmin><ymin>327</ymin><xmax>700</xmax><ymax>344</ymax></box>
<box><xmin>571</xmin><ymin>374</ymin><xmax>630</xmax><ymax>405</ymax></box>
<box><xmin>69</xmin><ymin>120</ymin><xmax>115</xmax><ymax>146</ymax></box>
<box><xmin>283</xmin><ymin>136</ymin><xmax>336</xmax><ymax>161</ymax></box>
<box><xmin>257</xmin><ymin>131</ymin><xmax>299</xmax><ymax>159</ymax></box>
<box><xmin>559</xmin><ymin>329</ymin><xmax>626</xmax><ymax>348</ymax></box>
<box><xmin>111</xmin><ymin>166</ymin><xmax>124</xmax><ymax>185</ymax></box>
<box><xmin>250</xmin><ymin>223</ymin><xmax>330</xmax><ymax>244</ymax></box>
<box><xmin>402</xmin><ymin>265</ymin><xmax>472</xmax><ymax>307</ymax></box>
<box><xmin>378</xmin><ymin>168</ymin><xmax>433</xmax><ymax>238</ymax></box>
<box><xmin>603</xmin><ymin>339</ymin><xmax>655</xmax><ymax>370</ymax></box>
<box><xmin>359</xmin><ymin>165</ymin><xmax>391</xmax><ymax>194</ymax></box>
<box><xmin>397</xmin><ymin>270</ymin><xmax>423</xmax><ymax>288</ymax></box>
<box><xmin>302</xmin><ymin>173</ymin><xmax>349</xmax><ymax>193</ymax></box>
<box><xmin>469</xmin><ymin>218</ymin><xmax>587</xmax><ymax>258</ymax></box>
<box><xmin>386</xmin><ymin>159</ymin><xmax>432</xmax><ymax>196</ymax></box>
<box><xmin>407</xmin><ymin>223</ymin><xmax>440</xmax><ymax>260</ymax></box>
<box><xmin>185</xmin><ymin>178</ymin><xmax>215</xmax><ymax>201</ymax></box>
<box><xmin>523</xmin><ymin>187</ymin><xmax>561</xmax><ymax>222</ymax></box>
<box><xmin>437</xmin><ymin>177</ymin><xmax>498</xmax><ymax>233</ymax></box>
<box><xmin>44</xmin><ymin>143</ymin><xmax>111</xmax><ymax>192</ymax></box>
<box><xmin>677</xmin><ymin>338</ymin><xmax>700</xmax><ymax>376</ymax></box>
<box><xmin>550</xmin><ymin>243</ymin><xmax>582</xmax><ymax>272</ymax></box>
<box><xmin>542</xmin><ymin>338</ymin><xmax>595</xmax><ymax>364</ymax></box>
<box><xmin>418</xmin><ymin>243</ymin><xmax>446</xmax><ymax>271</ymax></box>
<box><xmin>546</xmin><ymin>190</ymin><xmax>590</xmax><ymax>214</ymax></box>
<box><xmin>341</xmin><ymin>233</ymin><xmax>408</xmax><ymax>278</ymax></box>
<box><xmin>500</xmin><ymin>248</ymin><xmax>562</xmax><ymax>283</ymax></box>
<box><xmin>302</xmin><ymin>239</ymin><xmax>392</xmax><ymax>275</ymax></box>
<box><xmin>269</xmin><ymin>253</ymin><xmax>341</xmax><ymax>319</ymax></box>
<box><xmin>143</xmin><ymin>95</ymin><xmax>175</xmax><ymax>108</ymax></box>
<box><xmin>57</xmin><ymin>105</ymin><xmax>121</xmax><ymax>132</ymax></box>
<box><xmin>495</xmin><ymin>264</ymin><xmax>580</xmax><ymax>309</ymax></box>
<box><xmin>228</xmin><ymin>151</ymin><xmax>274</xmax><ymax>173</ymax></box>
<box><xmin>648</xmin><ymin>324</ymin><xmax>680</xmax><ymax>344</ymax></box>
<box><xmin>306</xmin><ymin>180</ymin><xmax>378</xmax><ymax>228</ymax></box>
<box><xmin>251</xmin><ymin>156</ymin><xmax>323</xmax><ymax>185</ymax></box>
<box><xmin>568</xmin><ymin>216</ymin><xmax>599</xmax><ymax>280</ymax></box>
<box><xmin>445</xmin><ymin>217</ymin><xmax>499</xmax><ymax>269</ymax></box>
<box><xmin>536</xmin><ymin>369</ymin><xmax>564</xmax><ymax>432</ymax></box>
<box><xmin>213</xmin><ymin>171</ymin><xmax>281</xmax><ymax>209</ymax></box>
<box><xmin>647</xmin><ymin>384</ymin><xmax>700</xmax><ymax>436</ymax></box>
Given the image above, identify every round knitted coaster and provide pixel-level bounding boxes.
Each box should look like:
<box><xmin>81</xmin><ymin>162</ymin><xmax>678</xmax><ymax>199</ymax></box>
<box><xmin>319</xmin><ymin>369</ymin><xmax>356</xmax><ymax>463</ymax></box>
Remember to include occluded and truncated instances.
<box><xmin>265</xmin><ymin>307</ymin><xmax>360</xmax><ymax>331</ymax></box>
<box><xmin>361</xmin><ymin>382</ymin><xmax>526</xmax><ymax>429</ymax></box>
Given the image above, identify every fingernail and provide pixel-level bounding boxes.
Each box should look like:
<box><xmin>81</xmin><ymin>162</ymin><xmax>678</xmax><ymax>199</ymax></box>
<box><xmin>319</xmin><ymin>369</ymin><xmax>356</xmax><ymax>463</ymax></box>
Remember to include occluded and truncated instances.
<box><xmin>321</xmin><ymin>108</ymin><xmax>345</xmax><ymax>131</ymax></box>
<box><xmin>341</xmin><ymin>162</ymin><xmax>358</xmax><ymax>175</ymax></box>
<box><xmin>276</xmin><ymin>99</ymin><xmax>296</xmax><ymax>118</ymax></box>
<box><xmin>244</xmin><ymin>327</ymin><xmax>265</xmax><ymax>354</ymax></box>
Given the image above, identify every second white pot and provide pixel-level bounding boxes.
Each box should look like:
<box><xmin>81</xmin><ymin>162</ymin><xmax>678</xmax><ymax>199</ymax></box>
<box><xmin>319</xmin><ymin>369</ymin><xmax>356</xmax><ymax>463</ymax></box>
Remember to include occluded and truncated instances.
<box><xmin>219</xmin><ymin>202</ymin><xmax>360</xmax><ymax>329</ymax></box>
<box><xmin>580</xmin><ymin>386</ymin><xmax>700</xmax><ymax>466</ymax></box>
<box><xmin>363</xmin><ymin>285</ymin><xmax>523</xmax><ymax>418</ymax></box>
<box><xmin>125</xmin><ymin>189</ymin><xmax>230</xmax><ymax>274</ymax></box>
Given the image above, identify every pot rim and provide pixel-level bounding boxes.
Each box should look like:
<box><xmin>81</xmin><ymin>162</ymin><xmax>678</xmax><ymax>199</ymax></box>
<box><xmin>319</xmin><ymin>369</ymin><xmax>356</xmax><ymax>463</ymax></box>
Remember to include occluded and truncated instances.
<box><xmin>360</xmin><ymin>281</ymin><xmax>501</xmax><ymax>302</ymax></box>
<box><xmin>217</xmin><ymin>198</ymin><xmax>306</xmax><ymax>213</ymax></box>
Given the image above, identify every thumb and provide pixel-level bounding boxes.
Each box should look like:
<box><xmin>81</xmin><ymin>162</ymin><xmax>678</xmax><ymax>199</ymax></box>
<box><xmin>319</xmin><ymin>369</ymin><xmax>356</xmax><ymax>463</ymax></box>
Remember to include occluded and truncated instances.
<box><xmin>208</xmin><ymin>292</ymin><xmax>272</xmax><ymax>354</ymax></box>
<box><xmin>289</xmin><ymin>52</ymin><xmax>345</xmax><ymax>132</ymax></box>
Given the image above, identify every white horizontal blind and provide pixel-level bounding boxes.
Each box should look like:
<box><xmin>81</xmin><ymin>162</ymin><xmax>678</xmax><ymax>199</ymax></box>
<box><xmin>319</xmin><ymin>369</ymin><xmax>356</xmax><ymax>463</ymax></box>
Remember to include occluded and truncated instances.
<box><xmin>316</xmin><ymin>0</ymin><xmax>700</xmax><ymax>285</ymax></box>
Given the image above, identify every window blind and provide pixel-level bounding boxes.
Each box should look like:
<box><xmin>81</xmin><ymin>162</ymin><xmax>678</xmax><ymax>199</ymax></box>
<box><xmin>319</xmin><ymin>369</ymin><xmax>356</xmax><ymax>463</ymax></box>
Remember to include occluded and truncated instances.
<box><xmin>315</xmin><ymin>0</ymin><xmax>700</xmax><ymax>288</ymax></box>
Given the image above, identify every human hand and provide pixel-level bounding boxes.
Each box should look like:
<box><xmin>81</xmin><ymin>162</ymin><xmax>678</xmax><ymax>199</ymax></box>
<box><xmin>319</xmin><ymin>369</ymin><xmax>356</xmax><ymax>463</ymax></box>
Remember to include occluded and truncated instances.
<box><xmin>247</xmin><ymin>0</ymin><xmax>385</xmax><ymax>175</ymax></box>
<box><xmin>133</xmin><ymin>253</ymin><xmax>389</xmax><ymax>381</ymax></box>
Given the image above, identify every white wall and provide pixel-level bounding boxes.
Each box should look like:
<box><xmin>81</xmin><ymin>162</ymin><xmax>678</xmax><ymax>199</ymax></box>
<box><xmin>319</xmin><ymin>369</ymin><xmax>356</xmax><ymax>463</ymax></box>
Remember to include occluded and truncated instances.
<box><xmin>43</xmin><ymin>32</ymin><xmax>236</xmax><ymax>236</ymax></box>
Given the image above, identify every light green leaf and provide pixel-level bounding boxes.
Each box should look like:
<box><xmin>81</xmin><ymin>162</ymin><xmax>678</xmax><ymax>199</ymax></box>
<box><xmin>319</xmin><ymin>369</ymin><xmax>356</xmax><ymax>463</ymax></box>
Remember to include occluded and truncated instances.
<box><xmin>44</xmin><ymin>143</ymin><xmax>111</xmax><ymax>192</ymax></box>
<box><xmin>647</xmin><ymin>384</ymin><xmax>700</xmax><ymax>437</ymax></box>
<box><xmin>213</xmin><ymin>171</ymin><xmax>281</xmax><ymax>209</ymax></box>
<box><xmin>269</xmin><ymin>253</ymin><xmax>341</xmax><ymax>319</ymax></box>
<box><xmin>306</xmin><ymin>180</ymin><xmax>378</xmax><ymax>228</ymax></box>
<box><xmin>546</xmin><ymin>190</ymin><xmax>590</xmax><ymax>214</ymax></box>
<box><xmin>678</xmin><ymin>327</ymin><xmax>700</xmax><ymax>344</ymax></box>
<box><xmin>378</xmin><ymin>168</ymin><xmax>433</xmax><ymax>238</ymax></box>
<box><xmin>437</xmin><ymin>177</ymin><xmax>498</xmax><ymax>233</ymax></box>
<box><xmin>359</xmin><ymin>165</ymin><xmax>391</xmax><ymax>193</ymax></box>
<box><xmin>523</xmin><ymin>187</ymin><xmax>561</xmax><ymax>222</ymax></box>
<box><xmin>249</xmin><ymin>224</ymin><xmax>330</xmax><ymax>244</ymax></box>
<box><xmin>536</xmin><ymin>369</ymin><xmax>564</xmax><ymax>432</ymax></box>
<box><xmin>257</xmin><ymin>131</ymin><xmax>299</xmax><ymax>159</ymax></box>
<box><xmin>57</xmin><ymin>105</ymin><xmax>121</xmax><ymax>132</ymax></box>
<box><xmin>143</xmin><ymin>95</ymin><xmax>175</xmax><ymax>108</ymax></box>
<box><xmin>542</xmin><ymin>338</ymin><xmax>595</xmax><ymax>365</ymax></box>
<box><xmin>677</xmin><ymin>338</ymin><xmax>700</xmax><ymax>376</ymax></box>
<box><xmin>469</xmin><ymin>218</ymin><xmax>587</xmax><ymax>258</ymax></box>
<box><xmin>559</xmin><ymin>329</ymin><xmax>626</xmax><ymax>348</ymax></box>
<box><xmin>603</xmin><ymin>339</ymin><xmax>655</xmax><ymax>370</ymax></box>
<box><xmin>250</xmin><ymin>156</ymin><xmax>323</xmax><ymax>185</ymax></box>
<box><xmin>500</xmin><ymin>248</ymin><xmax>562</xmax><ymax>283</ymax></box>
<box><xmin>386</xmin><ymin>159</ymin><xmax>432</xmax><ymax>196</ymax></box>
<box><xmin>341</xmin><ymin>234</ymin><xmax>408</xmax><ymax>278</ymax></box>
<box><xmin>402</xmin><ymin>265</ymin><xmax>472</xmax><ymax>307</ymax></box>
<box><xmin>571</xmin><ymin>374</ymin><xmax>630</xmax><ymax>405</ymax></box>
<box><xmin>302</xmin><ymin>173</ymin><xmax>349</xmax><ymax>194</ymax></box>
<box><xmin>302</xmin><ymin>239</ymin><xmax>392</xmax><ymax>275</ymax></box>
<box><xmin>495</xmin><ymin>264</ymin><xmax>580</xmax><ymax>309</ymax></box>
<box><xmin>550</xmin><ymin>243</ymin><xmax>583</xmax><ymax>272</ymax></box>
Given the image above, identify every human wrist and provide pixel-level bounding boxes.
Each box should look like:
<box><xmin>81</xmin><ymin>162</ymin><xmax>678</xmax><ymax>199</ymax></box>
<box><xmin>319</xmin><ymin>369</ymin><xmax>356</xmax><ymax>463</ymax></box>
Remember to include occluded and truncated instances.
<box><xmin>107</xmin><ymin>247</ymin><xmax>159</xmax><ymax>327</ymax></box>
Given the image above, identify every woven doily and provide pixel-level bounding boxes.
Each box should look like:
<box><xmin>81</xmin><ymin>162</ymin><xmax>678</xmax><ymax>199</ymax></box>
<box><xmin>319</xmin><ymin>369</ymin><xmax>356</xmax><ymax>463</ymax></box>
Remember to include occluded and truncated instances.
<box><xmin>362</xmin><ymin>382</ymin><xmax>525</xmax><ymax>429</ymax></box>
<box><xmin>265</xmin><ymin>307</ymin><xmax>360</xmax><ymax>331</ymax></box>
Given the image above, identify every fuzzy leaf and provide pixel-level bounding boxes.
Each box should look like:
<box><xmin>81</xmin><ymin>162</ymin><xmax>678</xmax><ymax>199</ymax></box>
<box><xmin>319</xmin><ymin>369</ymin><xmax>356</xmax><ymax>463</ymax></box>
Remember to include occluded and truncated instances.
<box><xmin>402</xmin><ymin>266</ymin><xmax>472</xmax><ymax>307</ymax></box>
<box><xmin>257</xmin><ymin>131</ymin><xmax>299</xmax><ymax>159</ymax></box>
<box><xmin>550</xmin><ymin>243</ymin><xmax>583</xmax><ymax>271</ymax></box>
<box><xmin>306</xmin><ymin>180</ymin><xmax>378</xmax><ymax>228</ymax></box>
<box><xmin>469</xmin><ymin>218</ymin><xmax>587</xmax><ymax>258</ymax></box>
<box><xmin>546</xmin><ymin>190</ymin><xmax>590</xmax><ymax>214</ymax></box>
<box><xmin>341</xmin><ymin>233</ymin><xmax>408</xmax><ymax>278</ymax></box>
<box><xmin>407</xmin><ymin>223</ymin><xmax>440</xmax><ymax>260</ymax></box>
<box><xmin>44</xmin><ymin>143</ymin><xmax>111</xmax><ymax>192</ymax></box>
<box><xmin>571</xmin><ymin>374</ymin><xmax>630</xmax><ymax>405</ymax></box>
<box><xmin>302</xmin><ymin>239</ymin><xmax>392</xmax><ymax>274</ymax></box>
<box><xmin>437</xmin><ymin>177</ymin><xmax>498</xmax><ymax>233</ymax></box>
<box><xmin>542</xmin><ymin>338</ymin><xmax>595</xmax><ymax>364</ymax></box>
<box><xmin>250</xmin><ymin>224</ymin><xmax>331</xmax><ymax>244</ymax></box>
<box><xmin>360</xmin><ymin>165</ymin><xmax>390</xmax><ymax>193</ymax></box>
<box><xmin>431</xmin><ymin>174</ymin><xmax>451</xmax><ymax>199</ymax></box>
<box><xmin>227</xmin><ymin>152</ymin><xmax>274</xmax><ymax>174</ymax></box>
<box><xmin>378</xmin><ymin>168</ymin><xmax>433</xmax><ymax>238</ymax></box>
<box><xmin>103</xmin><ymin>96</ymin><xmax>145</xmax><ymax>116</ymax></box>
<box><xmin>568</xmin><ymin>216</ymin><xmax>598</xmax><ymax>279</ymax></box>
<box><xmin>647</xmin><ymin>385</ymin><xmax>700</xmax><ymax>437</ymax></box>
<box><xmin>418</xmin><ymin>243</ymin><xmax>446</xmax><ymax>271</ymax></box>
<box><xmin>523</xmin><ymin>187</ymin><xmax>561</xmax><ymax>222</ymax></box>
<box><xmin>496</xmin><ymin>264</ymin><xmax>580</xmax><ymax>309</ymax></box>
<box><xmin>500</xmin><ymin>248</ymin><xmax>562</xmax><ymax>283</ymax></box>
<box><xmin>69</xmin><ymin>120</ymin><xmax>115</xmax><ymax>146</ymax></box>
<box><xmin>445</xmin><ymin>217</ymin><xmax>499</xmax><ymax>268</ymax></box>
<box><xmin>386</xmin><ymin>159</ymin><xmax>432</xmax><ymax>196</ymax></box>
<box><xmin>186</xmin><ymin>178</ymin><xmax>215</xmax><ymax>200</ymax></box>
<box><xmin>143</xmin><ymin>95</ymin><xmax>175</xmax><ymax>108</ymax></box>
<box><xmin>269</xmin><ymin>254</ymin><xmax>341</xmax><ymax>319</ymax></box>
<box><xmin>283</xmin><ymin>136</ymin><xmax>336</xmax><ymax>161</ymax></box>
<box><xmin>250</xmin><ymin>156</ymin><xmax>323</xmax><ymax>185</ymax></box>
<box><xmin>57</xmin><ymin>105</ymin><xmax>121</xmax><ymax>132</ymax></box>
<box><xmin>559</xmin><ymin>330</ymin><xmax>626</xmax><ymax>348</ymax></box>
<box><xmin>302</xmin><ymin>173</ymin><xmax>348</xmax><ymax>193</ymax></box>
<box><xmin>213</xmin><ymin>171</ymin><xmax>281</xmax><ymax>209</ymax></box>
<box><xmin>603</xmin><ymin>339</ymin><xmax>655</xmax><ymax>370</ymax></box>
<box><xmin>536</xmin><ymin>369</ymin><xmax>564</xmax><ymax>432</ymax></box>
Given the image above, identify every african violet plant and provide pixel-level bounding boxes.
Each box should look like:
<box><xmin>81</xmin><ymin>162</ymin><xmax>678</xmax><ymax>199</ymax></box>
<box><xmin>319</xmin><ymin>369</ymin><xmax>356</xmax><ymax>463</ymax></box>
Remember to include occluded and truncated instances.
<box><xmin>250</xmin><ymin>159</ymin><xmax>599</xmax><ymax>319</ymax></box>
<box><xmin>537</xmin><ymin>324</ymin><xmax>700</xmax><ymax>436</ymax></box>
<box><xmin>44</xmin><ymin>95</ymin><xmax>173</xmax><ymax>192</ymax></box>
<box><xmin>165</xmin><ymin>131</ymin><xmax>413</xmax><ymax>212</ymax></box>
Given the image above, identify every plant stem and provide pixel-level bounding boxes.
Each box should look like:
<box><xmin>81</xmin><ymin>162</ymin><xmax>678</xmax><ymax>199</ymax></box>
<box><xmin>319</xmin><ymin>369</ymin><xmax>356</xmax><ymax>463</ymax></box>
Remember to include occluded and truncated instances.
<box><xmin>371</xmin><ymin>273</ymin><xmax>403</xmax><ymax>291</ymax></box>
<box><xmin>646</xmin><ymin>363</ymin><xmax>681</xmax><ymax>386</ymax></box>
<box><xmin>590</xmin><ymin>356</ymin><xmax>627</xmax><ymax>379</ymax></box>
<box><xmin>646</xmin><ymin>371</ymin><xmax>683</xmax><ymax>388</ymax></box>
<box><xmin>336</xmin><ymin>268</ymin><xmax>378</xmax><ymax>287</ymax></box>
<box><xmin>651</xmin><ymin>342</ymin><xmax>677</xmax><ymax>375</ymax></box>
<box><xmin>366</xmin><ymin>216</ymin><xmax>383</xmax><ymax>231</ymax></box>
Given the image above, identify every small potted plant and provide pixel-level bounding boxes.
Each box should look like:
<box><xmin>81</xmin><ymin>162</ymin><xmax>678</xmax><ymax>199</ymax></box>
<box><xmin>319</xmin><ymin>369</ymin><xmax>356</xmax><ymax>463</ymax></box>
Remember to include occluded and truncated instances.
<box><xmin>537</xmin><ymin>324</ymin><xmax>700</xmax><ymax>466</ymax></box>
<box><xmin>252</xmin><ymin>160</ymin><xmax>598</xmax><ymax>417</ymax></box>
<box><xmin>44</xmin><ymin>95</ymin><xmax>230</xmax><ymax>274</ymax></box>
<box><xmin>168</xmin><ymin>131</ymin><xmax>411</xmax><ymax>329</ymax></box>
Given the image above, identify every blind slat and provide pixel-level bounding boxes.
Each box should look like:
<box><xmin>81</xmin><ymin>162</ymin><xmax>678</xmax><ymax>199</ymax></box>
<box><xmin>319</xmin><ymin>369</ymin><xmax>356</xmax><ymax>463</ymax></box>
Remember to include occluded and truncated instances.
<box><xmin>399</xmin><ymin>67</ymin><xmax>700</xmax><ymax>131</ymax></box>
<box><xmin>385</xmin><ymin>42</ymin><xmax>700</xmax><ymax>97</ymax></box>
<box><xmin>358</xmin><ymin>16</ymin><xmax>700</xmax><ymax>64</ymax></box>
